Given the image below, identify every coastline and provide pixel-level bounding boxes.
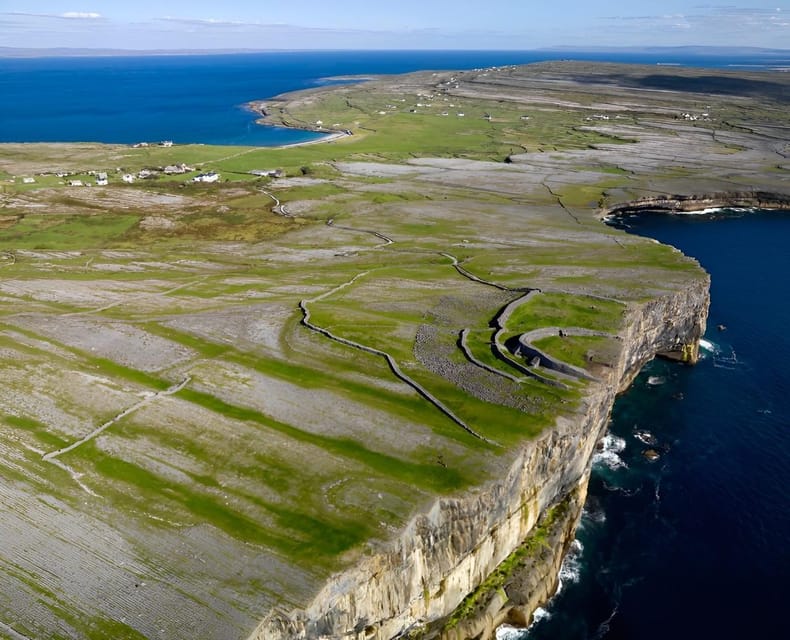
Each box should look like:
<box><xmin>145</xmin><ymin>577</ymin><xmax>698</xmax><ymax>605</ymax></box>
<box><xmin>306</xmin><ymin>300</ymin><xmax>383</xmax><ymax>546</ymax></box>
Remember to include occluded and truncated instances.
<box><xmin>599</xmin><ymin>192</ymin><xmax>790</xmax><ymax>219</ymax></box>
<box><xmin>3</xmin><ymin>59</ymin><xmax>790</xmax><ymax>640</ymax></box>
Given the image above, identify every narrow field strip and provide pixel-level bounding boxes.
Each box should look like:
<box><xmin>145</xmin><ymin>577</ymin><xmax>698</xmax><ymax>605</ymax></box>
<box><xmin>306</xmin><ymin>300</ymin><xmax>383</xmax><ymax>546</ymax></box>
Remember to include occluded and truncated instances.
<box><xmin>458</xmin><ymin>328</ymin><xmax>522</xmax><ymax>383</ymax></box>
<box><xmin>516</xmin><ymin>327</ymin><xmax>618</xmax><ymax>381</ymax></box>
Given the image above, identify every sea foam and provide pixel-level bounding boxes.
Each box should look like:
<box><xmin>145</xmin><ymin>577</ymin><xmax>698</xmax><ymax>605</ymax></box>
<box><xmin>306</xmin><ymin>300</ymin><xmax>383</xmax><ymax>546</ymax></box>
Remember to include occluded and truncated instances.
<box><xmin>555</xmin><ymin>539</ymin><xmax>584</xmax><ymax>594</ymax></box>
<box><xmin>593</xmin><ymin>434</ymin><xmax>628</xmax><ymax>470</ymax></box>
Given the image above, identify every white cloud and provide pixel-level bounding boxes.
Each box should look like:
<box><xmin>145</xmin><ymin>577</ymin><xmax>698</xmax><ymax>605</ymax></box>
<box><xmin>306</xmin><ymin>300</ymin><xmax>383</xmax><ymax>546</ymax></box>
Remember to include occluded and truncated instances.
<box><xmin>2</xmin><ymin>11</ymin><xmax>103</xmax><ymax>20</ymax></box>
<box><xmin>61</xmin><ymin>12</ymin><xmax>102</xmax><ymax>20</ymax></box>
<box><xmin>158</xmin><ymin>16</ymin><xmax>248</xmax><ymax>27</ymax></box>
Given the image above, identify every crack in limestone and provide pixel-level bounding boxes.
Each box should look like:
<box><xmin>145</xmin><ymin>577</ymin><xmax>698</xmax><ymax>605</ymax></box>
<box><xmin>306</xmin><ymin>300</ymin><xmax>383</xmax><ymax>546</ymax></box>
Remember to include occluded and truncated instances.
<box><xmin>542</xmin><ymin>182</ymin><xmax>582</xmax><ymax>225</ymax></box>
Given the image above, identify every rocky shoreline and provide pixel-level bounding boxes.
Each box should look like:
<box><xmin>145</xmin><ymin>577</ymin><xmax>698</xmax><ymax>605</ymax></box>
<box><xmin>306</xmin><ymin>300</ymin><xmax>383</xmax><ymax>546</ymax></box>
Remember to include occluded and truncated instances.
<box><xmin>249</xmin><ymin>275</ymin><xmax>710</xmax><ymax>640</ymax></box>
<box><xmin>601</xmin><ymin>191</ymin><xmax>790</xmax><ymax>218</ymax></box>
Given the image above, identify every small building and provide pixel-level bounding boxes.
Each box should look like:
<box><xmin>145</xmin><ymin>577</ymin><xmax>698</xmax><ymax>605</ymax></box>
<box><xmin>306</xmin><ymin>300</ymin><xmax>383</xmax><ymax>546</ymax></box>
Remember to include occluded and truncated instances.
<box><xmin>21</xmin><ymin>177</ymin><xmax>35</xmax><ymax>184</ymax></box>
<box><xmin>164</xmin><ymin>164</ymin><xmax>187</xmax><ymax>175</ymax></box>
<box><xmin>68</xmin><ymin>180</ymin><xmax>83</xmax><ymax>187</ymax></box>
<box><xmin>121</xmin><ymin>174</ymin><xmax>135</xmax><ymax>183</ymax></box>
<box><xmin>138</xmin><ymin>169</ymin><xmax>155</xmax><ymax>179</ymax></box>
<box><xmin>96</xmin><ymin>172</ymin><xmax>108</xmax><ymax>186</ymax></box>
<box><xmin>249</xmin><ymin>169</ymin><xmax>284</xmax><ymax>178</ymax></box>
<box><xmin>193</xmin><ymin>171</ymin><xmax>219</xmax><ymax>183</ymax></box>
<box><xmin>159</xmin><ymin>140</ymin><xmax>173</xmax><ymax>147</ymax></box>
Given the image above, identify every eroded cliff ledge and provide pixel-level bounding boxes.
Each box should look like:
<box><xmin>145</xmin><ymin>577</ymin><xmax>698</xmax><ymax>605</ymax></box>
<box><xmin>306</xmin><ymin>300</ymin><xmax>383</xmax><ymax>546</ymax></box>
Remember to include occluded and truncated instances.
<box><xmin>251</xmin><ymin>276</ymin><xmax>709</xmax><ymax>640</ymax></box>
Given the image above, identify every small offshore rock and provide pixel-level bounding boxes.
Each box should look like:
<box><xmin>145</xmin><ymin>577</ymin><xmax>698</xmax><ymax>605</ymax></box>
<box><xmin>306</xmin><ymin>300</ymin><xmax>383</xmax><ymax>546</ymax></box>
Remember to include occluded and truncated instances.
<box><xmin>633</xmin><ymin>429</ymin><xmax>658</xmax><ymax>446</ymax></box>
<box><xmin>642</xmin><ymin>449</ymin><xmax>661</xmax><ymax>462</ymax></box>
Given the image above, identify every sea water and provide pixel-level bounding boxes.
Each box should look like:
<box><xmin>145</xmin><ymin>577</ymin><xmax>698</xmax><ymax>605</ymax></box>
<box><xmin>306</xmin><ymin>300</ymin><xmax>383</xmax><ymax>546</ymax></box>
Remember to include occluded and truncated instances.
<box><xmin>519</xmin><ymin>208</ymin><xmax>790</xmax><ymax>639</ymax></box>
<box><xmin>0</xmin><ymin>51</ymin><xmax>546</xmax><ymax>145</ymax></box>
<box><xmin>1</xmin><ymin>49</ymin><xmax>788</xmax><ymax>145</ymax></box>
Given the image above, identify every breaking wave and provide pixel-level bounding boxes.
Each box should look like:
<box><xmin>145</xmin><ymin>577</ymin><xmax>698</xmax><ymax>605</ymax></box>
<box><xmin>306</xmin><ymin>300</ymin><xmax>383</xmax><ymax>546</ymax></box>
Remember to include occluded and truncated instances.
<box><xmin>592</xmin><ymin>434</ymin><xmax>627</xmax><ymax>470</ymax></box>
<box><xmin>496</xmin><ymin>624</ymin><xmax>526</xmax><ymax>640</ymax></box>
<box><xmin>555</xmin><ymin>539</ymin><xmax>584</xmax><ymax>594</ymax></box>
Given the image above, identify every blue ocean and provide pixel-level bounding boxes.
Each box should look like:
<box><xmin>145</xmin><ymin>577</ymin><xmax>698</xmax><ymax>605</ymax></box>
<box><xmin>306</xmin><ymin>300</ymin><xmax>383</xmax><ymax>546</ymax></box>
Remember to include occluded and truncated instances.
<box><xmin>508</xmin><ymin>209</ymin><xmax>790</xmax><ymax>640</ymax></box>
<box><xmin>1</xmin><ymin>49</ymin><xmax>788</xmax><ymax>145</ymax></box>
<box><xmin>2</xmin><ymin>50</ymin><xmax>788</xmax><ymax>639</ymax></box>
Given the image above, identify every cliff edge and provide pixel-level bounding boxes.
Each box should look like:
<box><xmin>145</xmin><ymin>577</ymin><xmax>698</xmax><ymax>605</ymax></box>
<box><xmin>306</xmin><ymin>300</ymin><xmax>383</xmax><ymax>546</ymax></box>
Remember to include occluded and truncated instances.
<box><xmin>250</xmin><ymin>275</ymin><xmax>709</xmax><ymax>640</ymax></box>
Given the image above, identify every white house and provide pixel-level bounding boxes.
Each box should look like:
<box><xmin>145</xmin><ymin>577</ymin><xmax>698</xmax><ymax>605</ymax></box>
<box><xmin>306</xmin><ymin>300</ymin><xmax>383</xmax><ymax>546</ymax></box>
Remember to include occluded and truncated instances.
<box><xmin>122</xmin><ymin>174</ymin><xmax>135</xmax><ymax>183</ymax></box>
<box><xmin>96</xmin><ymin>172</ymin><xmax>108</xmax><ymax>186</ymax></box>
<box><xmin>193</xmin><ymin>171</ymin><xmax>219</xmax><ymax>183</ymax></box>
<box><xmin>250</xmin><ymin>169</ymin><xmax>284</xmax><ymax>178</ymax></box>
<box><xmin>21</xmin><ymin>177</ymin><xmax>35</xmax><ymax>184</ymax></box>
<box><xmin>68</xmin><ymin>180</ymin><xmax>83</xmax><ymax>187</ymax></box>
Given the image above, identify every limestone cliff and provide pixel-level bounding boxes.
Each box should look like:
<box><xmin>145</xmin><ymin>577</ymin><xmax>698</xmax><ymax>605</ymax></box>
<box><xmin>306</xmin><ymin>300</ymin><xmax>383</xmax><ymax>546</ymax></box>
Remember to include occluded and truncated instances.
<box><xmin>249</xmin><ymin>276</ymin><xmax>709</xmax><ymax>640</ymax></box>
<box><xmin>602</xmin><ymin>191</ymin><xmax>790</xmax><ymax>217</ymax></box>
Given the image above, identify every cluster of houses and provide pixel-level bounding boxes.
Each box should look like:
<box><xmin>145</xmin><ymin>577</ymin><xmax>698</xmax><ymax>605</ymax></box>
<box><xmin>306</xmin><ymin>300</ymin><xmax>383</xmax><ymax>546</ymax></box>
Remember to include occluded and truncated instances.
<box><xmin>679</xmin><ymin>111</ymin><xmax>711</xmax><ymax>121</ymax></box>
<box><xmin>132</xmin><ymin>140</ymin><xmax>174</xmax><ymax>148</ymax></box>
<box><xmin>52</xmin><ymin>164</ymin><xmax>217</xmax><ymax>187</ymax></box>
<box><xmin>20</xmin><ymin>159</ymin><xmax>285</xmax><ymax>189</ymax></box>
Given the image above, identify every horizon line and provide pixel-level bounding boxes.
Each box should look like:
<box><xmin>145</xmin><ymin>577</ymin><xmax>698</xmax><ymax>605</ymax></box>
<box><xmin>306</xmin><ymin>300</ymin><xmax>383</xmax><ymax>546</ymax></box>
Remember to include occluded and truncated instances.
<box><xmin>2</xmin><ymin>44</ymin><xmax>790</xmax><ymax>59</ymax></box>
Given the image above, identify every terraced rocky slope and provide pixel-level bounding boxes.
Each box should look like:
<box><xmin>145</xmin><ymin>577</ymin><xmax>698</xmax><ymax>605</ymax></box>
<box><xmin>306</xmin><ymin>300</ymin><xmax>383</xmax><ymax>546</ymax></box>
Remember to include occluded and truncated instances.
<box><xmin>0</xmin><ymin>62</ymin><xmax>788</xmax><ymax>639</ymax></box>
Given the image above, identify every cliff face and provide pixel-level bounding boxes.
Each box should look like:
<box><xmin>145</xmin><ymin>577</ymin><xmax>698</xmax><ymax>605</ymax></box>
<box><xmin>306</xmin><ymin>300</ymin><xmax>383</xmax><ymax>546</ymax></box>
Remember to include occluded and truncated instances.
<box><xmin>602</xmin><ymin>191</ymin><xmax>790</xmax><ymax>217</ymax></box>
<box><xmin>250</xmin><ymin>277</ymin><xmax>710</xmax><ymax>640</ymax></box>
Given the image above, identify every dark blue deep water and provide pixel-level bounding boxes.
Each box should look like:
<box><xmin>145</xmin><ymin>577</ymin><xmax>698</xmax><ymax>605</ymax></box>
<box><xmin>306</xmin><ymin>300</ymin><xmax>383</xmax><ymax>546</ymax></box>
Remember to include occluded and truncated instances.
<box><xmin>506</xmin><ymin>209</ymin><xmax>790</xmax><ymax>640</ymax></box>
<box><xmin>1</xmin><ymin>49</ymin><xmax>788</xmax><ymax>145</ymax></box>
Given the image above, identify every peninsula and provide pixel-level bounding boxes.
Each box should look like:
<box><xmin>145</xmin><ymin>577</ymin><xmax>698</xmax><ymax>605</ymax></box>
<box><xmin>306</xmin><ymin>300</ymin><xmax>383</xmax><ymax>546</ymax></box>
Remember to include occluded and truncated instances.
<box><xmin>0</xmin><ymin>61</ymin><xmax>788</xmax><ymax>640</ymax></box>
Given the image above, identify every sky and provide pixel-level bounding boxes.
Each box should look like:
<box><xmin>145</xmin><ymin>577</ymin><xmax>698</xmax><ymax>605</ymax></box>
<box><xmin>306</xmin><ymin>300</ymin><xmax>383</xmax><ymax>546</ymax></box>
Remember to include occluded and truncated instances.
<box><xmin>0</xmin><ymin>1</ymin><xmax>788</xmax><ymax>51</ymax></box>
